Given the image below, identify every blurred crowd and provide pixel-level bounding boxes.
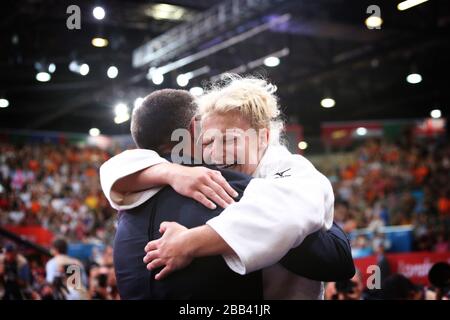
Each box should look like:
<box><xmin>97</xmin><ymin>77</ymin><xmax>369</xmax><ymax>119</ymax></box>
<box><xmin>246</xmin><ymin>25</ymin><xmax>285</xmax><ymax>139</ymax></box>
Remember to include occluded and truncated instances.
<box><xmin>0</xmin><ymin>133</ymin><xmax>449</xmax><ymax>300</ymax></box>
<box><xmin>0</xmin><ymin>142</ymin><xmax>119</xmax><ymax>299</ymax></box>
<box><xmin>322</xmin><ymin>136</ymin><xmax>450</xmax><ymax>255</ymax></box>
<box><xmin>0</xmin><ymin>143</ymin><xmax>116</xmax><ymax>244</ymax></box>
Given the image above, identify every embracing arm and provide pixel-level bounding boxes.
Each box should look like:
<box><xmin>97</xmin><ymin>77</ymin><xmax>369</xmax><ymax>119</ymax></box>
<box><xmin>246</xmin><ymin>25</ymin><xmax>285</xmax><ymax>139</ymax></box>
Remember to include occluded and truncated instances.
<box><xmin>144</xmin><ymin>174</ymin><xmax>330</xmax><ymax>277</ymax></box>
<box><xmin>205</xmin><ymin>176</ymin><xmax>327</xmax><ymax>274</ymax></box>
<box><xmin>144</xmin><ymin>221</ymin><xmax>355</xmax><ymax>282</ymax></box>
<box><xmin>279</xmin><ymin>222</ymin><xmax>356</xmax><ymax>281</ymax></box>
<box><xmin>99</xmin><ymin>149</ymin><xmax>169</xmax><ymax>210</ymax></box>
<box><xmin>99</xmin><ymin>149</ymin><xmax>237</xmax><ymax>210</ymax></box>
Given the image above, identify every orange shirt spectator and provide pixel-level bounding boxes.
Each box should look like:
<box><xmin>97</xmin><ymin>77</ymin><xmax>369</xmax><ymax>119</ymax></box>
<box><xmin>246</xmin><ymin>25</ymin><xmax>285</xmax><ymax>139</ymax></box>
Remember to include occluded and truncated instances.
<box><xmin>30</xmin><ymin>200</ymin><xmax>41</xmax><ymax>215</ymax></box>
<box><xmin>438</xmin><ymin>197</ymin><xmax>450</xmax><ymax>216</ymax></box>
<box><xmin>28</xmin><ymin>159</ymin><xmax>40</xmax><ymax>172</ymax></box>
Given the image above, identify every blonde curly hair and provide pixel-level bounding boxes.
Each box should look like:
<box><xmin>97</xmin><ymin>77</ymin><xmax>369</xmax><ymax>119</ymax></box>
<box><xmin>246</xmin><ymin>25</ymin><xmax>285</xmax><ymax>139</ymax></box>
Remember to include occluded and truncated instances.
<box><xmin>198</xmin><ymin>74</ymin><xmax>284</xmax><ymax>145</ymax></box>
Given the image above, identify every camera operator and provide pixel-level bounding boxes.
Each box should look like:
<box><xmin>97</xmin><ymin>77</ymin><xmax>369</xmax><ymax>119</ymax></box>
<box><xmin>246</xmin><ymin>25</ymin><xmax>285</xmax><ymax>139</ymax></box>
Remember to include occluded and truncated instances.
<box><xmin>0</xmin><ymin>243</ymin><xmax>31</xmax><ymax>300</ymax></box>
<box><xmin>45</xmin><ymin>238</ymin><xmax>88</xmax><ymax>300</ymax></box>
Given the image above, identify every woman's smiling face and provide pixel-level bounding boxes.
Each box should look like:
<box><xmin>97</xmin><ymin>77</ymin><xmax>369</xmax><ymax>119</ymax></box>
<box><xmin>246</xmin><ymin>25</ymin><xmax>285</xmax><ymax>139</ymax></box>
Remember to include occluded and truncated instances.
<box><xmin>200</xmin><ymin>110</ymin><xmax>269</xmax><ymax>176</ymax></box>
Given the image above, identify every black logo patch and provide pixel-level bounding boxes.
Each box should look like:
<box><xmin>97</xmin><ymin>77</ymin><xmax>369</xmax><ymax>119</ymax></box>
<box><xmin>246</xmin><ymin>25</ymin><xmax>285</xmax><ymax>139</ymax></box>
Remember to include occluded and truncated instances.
<box><xmin>274</xmin><ymin>168</ymin><xmax>291</xmax><ymax>178</ymax></box>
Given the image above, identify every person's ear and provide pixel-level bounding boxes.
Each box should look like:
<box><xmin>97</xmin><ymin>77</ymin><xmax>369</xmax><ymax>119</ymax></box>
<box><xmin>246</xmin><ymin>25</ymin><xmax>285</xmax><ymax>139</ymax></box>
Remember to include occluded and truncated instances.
<box><xmin>190</xmin><ymin>116</ymin><xmax>202</xmax><ymax>139</ymax></box>
<box><xmin>258</xmin><ymin>128</ymin><xmax>270</xmax><ymax>149</ymax></box>
<box><xmin>189</xmin><ymin>117</ymin><xmax>196</xmax><ymax>136</ymax></box>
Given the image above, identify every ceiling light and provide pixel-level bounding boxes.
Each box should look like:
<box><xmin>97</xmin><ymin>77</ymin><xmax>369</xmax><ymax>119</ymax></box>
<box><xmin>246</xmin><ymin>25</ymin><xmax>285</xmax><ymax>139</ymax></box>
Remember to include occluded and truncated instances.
<box><xmin>365</xmin><ymin>16</ymin><xmax>383</xmax><ymax>29</ymax></box>
<box><xmin>176</xmin><ymin>74</ymin><xmax>190</xmax><ymax>87</ymax></box>
<box><xmin>114</xmin><ymin>114</ymin><xmax>130</xmax><ymax>124</ymax></box>
<box><xmin>93</xmin><ymin>6</ymin><xmax>106</xmax><ymax>20</ymax></box>
<box><xmin>0</xmin><ymin>98</ymin><xmax>9</xmax><ymax>108</ymax></box>
<box><xmin>147</xmin><ymin>68</ymin><xmax>164</xmax><ymax>85</ymax></box>
<box><xmin>92</xmin><ymin>37</ymin><xmax>109</xmax><ymax>48</ymax></box>
<box><xmin>48</xmin><ymin>63</ymin><xmax>56</xmax><ymax>73</ymax></box>
<box><xmin>264</xmin><ymin>56</ymin><xmax>280</xmax><ymax>67</ymax></box>
<box><xmin>145</xmin><ymin>4</ymin><xmax>188</xmax><ymax>21</ymax></box>
<box><xmin>189</xmin><ymin>87</ymin><xmax>204</xmax><ymax>97</ymax></box>
<box><xmin>321</xmin><ymin>98</ymin><xmax>336</xmax><ymax>108</ymax></box>
<box><xmin>107</xmin><ymin>66</ymin><xmax>118</xmax><ymax>79</ymax></box>
<box><xmin>298</xmin><ymin>141</ymin><xmax>308</xmax><ymax>150</ymax></box>
<box><xmin>356</xmin><ymin>127</ymin><xmax>368</xmax><ymax>136</ymax></box>
<box><xmin>430</xmin><ymin>109</ymin><xmax>442</xmax><ymax>119</ymax></box>
<box><xmin>36</xmin><ymin>72</ymin><xmax>51</xmax><ymax>82</ymax></box>
<box><xmin>89</xmin><ymin>128</ymin><xmax>100</xmax><ymax>137</ymax></box>
<box><xmin>406</xmin><ymin>73</ymin><xmax>422</xmax><ymax>84</ymax></box>
<box><xmin>79</xmin><ymin>63</ymin><xmax>90</xmax><ymax>76</ymax></box>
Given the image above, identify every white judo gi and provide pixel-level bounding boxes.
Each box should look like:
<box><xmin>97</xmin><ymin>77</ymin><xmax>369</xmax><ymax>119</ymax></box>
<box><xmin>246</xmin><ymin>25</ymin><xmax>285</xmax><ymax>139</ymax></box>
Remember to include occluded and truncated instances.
<box><xmin>100</xmin><ymin>145</ymin><xmax>335</xmax><ymax>299</ymax></box>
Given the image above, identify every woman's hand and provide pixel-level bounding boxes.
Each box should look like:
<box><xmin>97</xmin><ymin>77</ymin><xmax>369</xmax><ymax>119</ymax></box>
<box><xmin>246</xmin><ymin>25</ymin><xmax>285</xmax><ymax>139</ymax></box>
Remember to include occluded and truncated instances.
<box><xmin>166</xmin><ymin>163</ymin><xmax>238</xmax><ymax>209</ymax></box>
<box><xmin>143</xmin><ymin>222</ymin><xmax>193</xmax><ymax>280</ymax></box>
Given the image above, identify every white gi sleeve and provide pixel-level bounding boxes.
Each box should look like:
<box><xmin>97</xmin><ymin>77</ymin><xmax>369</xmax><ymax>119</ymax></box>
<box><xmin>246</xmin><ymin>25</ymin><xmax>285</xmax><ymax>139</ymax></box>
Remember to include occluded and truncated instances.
<box><xmin>99</xmin><ymin>149</ymin><xmax>168</xmax><ymax>210</ymax></box>
<box><xmin>206</xmin><ymin>174</ymin><xmax>328</xmax><ymax>275</ymax></box>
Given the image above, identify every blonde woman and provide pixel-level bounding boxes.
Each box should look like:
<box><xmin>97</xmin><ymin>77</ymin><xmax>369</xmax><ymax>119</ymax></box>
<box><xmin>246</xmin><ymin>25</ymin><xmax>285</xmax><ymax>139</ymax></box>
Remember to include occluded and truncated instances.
<box><xmin>100</xmin><ymin>76</ymin><xmax>336</xmax><ymax>299</ymax></box>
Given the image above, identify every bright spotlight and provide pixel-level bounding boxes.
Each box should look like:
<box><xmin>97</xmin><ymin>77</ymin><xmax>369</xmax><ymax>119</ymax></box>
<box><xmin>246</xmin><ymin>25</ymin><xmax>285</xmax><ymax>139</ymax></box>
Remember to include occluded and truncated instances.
<box><xmin>79</xmin><ymin>63</ymin><xmax>90</xmax><ymax>76</ymax></box>
<box><xmin>0</xmin><ymin>98</ymin><xmax>9</xmax><ymax>108</ymax></box>
<box><xmin>406</xmin><ymin>73</ymin><xmax>422</xmax><ymax>84</ymax></box>
<box><xmin>189</xmin><ymin>87</ymin><xmax>204</xmax><ymax>97</ymax></box>
<box><xmin>91</xmin><ymin>37</ymin><xmax>108</xmax><ymax>48</ymax></box>
<box><xmin>148</xmin><ymin>68</ymin><xmax>164</xmax><ymax>85</ymax></box>
<box><xmin>356</xmin><ymin>127</ymin><xmax>368</xmax><ymax>136</ymax></box>
<box><xmin>264</xmin><ymin>56</ymin><xmax>280</xmax><ymax>67</ymax></box>
<box><xmin>114</xmin><ymin>103</ymin><xmax>128</xmax><ymax>116</ymax></box>
<box><xmin>152</xmin><ymin>72</ymin><xmax>164</xmax><ymax>85</ymax></box>
<box><xmin>177</xmin><ymin>74</ymin><xmax>190</xmax><ymax>87</ymax></box>
<box><xmin>430</xmin><ymin>109</ymin><xmax>442</xmax><ymax>119</ymax></box>
<box><xmin>114</xmin><ymin>114</ymin><xmax>130</xmax><ymax>124</ymax></box>
<box><xmin>365</xmin><ymin>16</ymin><xmax>383</xmax><ymax>29</ymax></box>
<box><xmin>48</xmin><ymin>63</ymin><xmax>56</xmax><ymax>73</ymax></box>
<box><xmin>134</xmin><ymin>97</ymin><xmax>144</xmax><ymax>109</ymax></box>
<box><xmin>36</xmin><ymin>72</ymin><xmax>51</xmax><ymax>82</ymax></box>
<box><xmin>93</xmin><ymin>6</ymin><xmax>106</xmax><ymax>20</ymax></box>
<box><xmin>107</xmin><ymin>66</ymin><xmax>118</xmax><ymax>79</ymax></box>
<box><xmin>321</xmin><ymin>98</ymin><xmax>336</xmax><ymax>108</ymax></box>
<box><xmin>89</xmin><ymin>128</ymin><xmax>100</xmax><ymax>137</ymax></box>
<box><xmin>114</xmin><ymin>102</ymin><xmax>130</xmax><ymax>124</ymax></box>
<box><xmin>298</xmin><ymin>141</ymin><xmax>308</xmax><ymax>150</ymax></box>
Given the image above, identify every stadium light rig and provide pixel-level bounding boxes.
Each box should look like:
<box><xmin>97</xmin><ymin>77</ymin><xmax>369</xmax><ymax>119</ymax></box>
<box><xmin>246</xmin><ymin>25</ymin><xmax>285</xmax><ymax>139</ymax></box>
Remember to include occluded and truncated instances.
<box><xmin>397</xmin><ymin>0</ymin><xmax>429</xmax><ymax>11</ymax></box>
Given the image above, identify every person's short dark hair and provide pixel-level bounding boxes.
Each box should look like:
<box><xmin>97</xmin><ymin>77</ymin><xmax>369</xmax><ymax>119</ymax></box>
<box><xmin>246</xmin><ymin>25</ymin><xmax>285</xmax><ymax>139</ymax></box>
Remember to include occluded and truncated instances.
<box><xmin>52</xmin><ymin>238</ymin><xmax>68</xmax><ymax>255</ymax></box>
<box><xmin>428</xmin><ymin>262</ymin><xmax>450</xmax><ymax>289</ymax></box>
<box><xmin>131</xmin><ymin>89</ymin><xmax>197</xmax><ymax>152</ymax></box>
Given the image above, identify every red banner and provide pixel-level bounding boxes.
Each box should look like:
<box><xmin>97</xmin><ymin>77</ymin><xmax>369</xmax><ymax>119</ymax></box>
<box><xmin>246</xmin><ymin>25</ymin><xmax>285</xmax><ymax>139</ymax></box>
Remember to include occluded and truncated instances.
<box><xmin>354</xmin><ymin>251</ymin><xmax>450</xmax><ymax>286</ymax></box>
<box><xmin>4</xmin><ymin>225</ymin><xmax>54</xmax><ymax>247</ymax></box>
